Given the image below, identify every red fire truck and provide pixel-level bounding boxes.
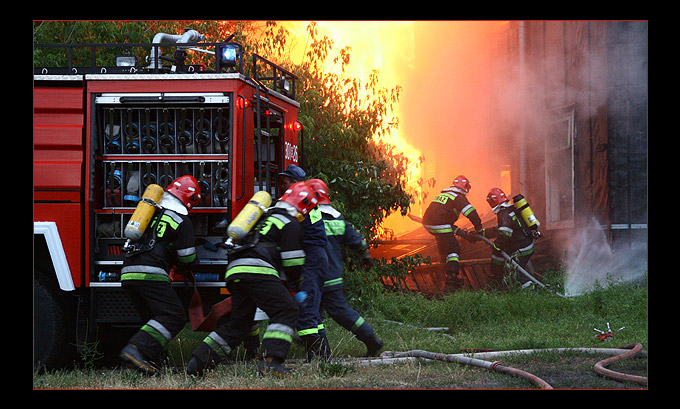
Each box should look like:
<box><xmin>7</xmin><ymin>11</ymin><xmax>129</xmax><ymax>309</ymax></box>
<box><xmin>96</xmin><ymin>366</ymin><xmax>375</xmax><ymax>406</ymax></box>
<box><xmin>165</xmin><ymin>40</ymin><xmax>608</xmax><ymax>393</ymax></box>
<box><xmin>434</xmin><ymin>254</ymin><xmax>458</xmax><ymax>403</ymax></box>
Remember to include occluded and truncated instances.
<box><xmin>33</xmin><ymin>30</ymin><xmax>302</xmax><ymax>369</ymax></box>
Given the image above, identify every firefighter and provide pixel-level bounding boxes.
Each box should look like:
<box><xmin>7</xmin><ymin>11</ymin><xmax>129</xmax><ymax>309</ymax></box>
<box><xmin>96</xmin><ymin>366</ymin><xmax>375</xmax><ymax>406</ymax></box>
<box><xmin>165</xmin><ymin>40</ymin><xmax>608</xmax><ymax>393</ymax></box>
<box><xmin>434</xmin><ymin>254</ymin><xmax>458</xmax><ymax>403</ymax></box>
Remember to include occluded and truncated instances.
<box><xmin>308</xmin><ymin>179</ymin><xmax>384</xmax><ymax>357</ymax></box>
<box><xmin>422</xmin><ymin>175</ymin><xmax>483</xmax><ymax>290</ymax></box>
<box><xmin>186</xmin><ymin>181</ymin><xmax>317</xmax><ymax>377</ymax></box>
<box><xmin>279</xmin><ymin>166</ymin><xmax>331</xmax><ymax>361</ymax></box>
<box><xmin>481</xmin><ymin>187</ymin><xmax>536</xmax><ymax>289</ymax></box>
<box><xmin>119</xmin><ymin>175</ymin><xmax>201</xmax><ymax>375</ymax></box>
<box><xmin>279</xmin><ymin>164</ymin><xmax>306</xmax><ymax>192</ymax></box>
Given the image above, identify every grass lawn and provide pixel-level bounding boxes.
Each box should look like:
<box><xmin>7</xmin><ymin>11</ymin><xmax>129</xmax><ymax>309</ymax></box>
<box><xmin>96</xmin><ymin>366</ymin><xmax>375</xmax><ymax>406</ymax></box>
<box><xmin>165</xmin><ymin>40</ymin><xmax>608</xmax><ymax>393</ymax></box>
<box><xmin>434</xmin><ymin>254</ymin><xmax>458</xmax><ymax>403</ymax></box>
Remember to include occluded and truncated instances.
<box><xmin>34</xmin><ymin>279</ymin><xmax>647</xmax><ymax>389</ymax></box>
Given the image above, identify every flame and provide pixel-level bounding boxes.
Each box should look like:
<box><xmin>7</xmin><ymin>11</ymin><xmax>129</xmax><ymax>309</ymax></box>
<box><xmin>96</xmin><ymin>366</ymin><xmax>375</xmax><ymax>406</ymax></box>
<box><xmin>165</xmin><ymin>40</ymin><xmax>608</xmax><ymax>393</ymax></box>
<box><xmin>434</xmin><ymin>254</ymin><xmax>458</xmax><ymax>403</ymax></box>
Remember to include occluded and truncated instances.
<box><xmin>281</xmin><ymin>21</ymin><xmax>423</xmax><ymax>234</ymax></box>
<box><xmin>280</xmin><ymin>21</ymin><xmax>511</xmax><ymax>237</ymax></box>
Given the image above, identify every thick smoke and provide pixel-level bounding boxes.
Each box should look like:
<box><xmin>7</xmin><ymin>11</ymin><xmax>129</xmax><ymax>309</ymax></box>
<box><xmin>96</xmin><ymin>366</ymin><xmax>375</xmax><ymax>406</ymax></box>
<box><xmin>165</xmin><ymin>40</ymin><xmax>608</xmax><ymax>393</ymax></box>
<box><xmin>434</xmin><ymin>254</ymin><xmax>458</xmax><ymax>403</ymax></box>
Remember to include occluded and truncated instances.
<box><xmin>401</xmin><ymin>21</ymin><xmax>647</xmax><ymax>296</ymax></box>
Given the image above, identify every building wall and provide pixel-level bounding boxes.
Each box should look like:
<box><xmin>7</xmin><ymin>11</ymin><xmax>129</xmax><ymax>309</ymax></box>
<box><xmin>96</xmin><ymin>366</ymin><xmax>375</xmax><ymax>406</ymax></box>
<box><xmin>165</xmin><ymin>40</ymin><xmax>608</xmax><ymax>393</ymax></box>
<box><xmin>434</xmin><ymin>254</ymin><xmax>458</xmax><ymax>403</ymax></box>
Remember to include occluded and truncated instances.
<box><xmin>493</xmin><ymin>21</ymin><xmax>646</xmax><ymax>257</ymax></box>
<box><xmin>605</xmin><ymin>21</ymin><xmax>648</xmax><ymax>250</ymax></box>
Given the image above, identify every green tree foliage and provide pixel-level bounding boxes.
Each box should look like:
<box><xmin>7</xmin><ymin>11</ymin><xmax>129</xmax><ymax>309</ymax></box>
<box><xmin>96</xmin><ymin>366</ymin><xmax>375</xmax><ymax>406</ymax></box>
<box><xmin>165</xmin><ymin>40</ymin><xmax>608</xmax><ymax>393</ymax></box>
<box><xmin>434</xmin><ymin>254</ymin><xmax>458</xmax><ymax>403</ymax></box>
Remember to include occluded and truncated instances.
<box><xmin>33</xmin><ymin>20</ymin><xmax>413</xmax><ymax>240</ymax></box>
<box><xmin>34</xmin><ymin>21</ymin><xmax>238</xmax><ymax>69</ymax></box>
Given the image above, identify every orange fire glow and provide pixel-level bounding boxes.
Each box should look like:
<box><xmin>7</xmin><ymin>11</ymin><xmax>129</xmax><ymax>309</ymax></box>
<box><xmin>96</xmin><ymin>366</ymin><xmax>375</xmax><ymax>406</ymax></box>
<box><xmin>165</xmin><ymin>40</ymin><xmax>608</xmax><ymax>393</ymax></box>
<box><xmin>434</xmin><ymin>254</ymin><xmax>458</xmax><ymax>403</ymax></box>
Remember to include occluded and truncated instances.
<box><xmin>281</xmin><ymin>21</ymin><xmax>511</xmax><ymax>236</ymax></box>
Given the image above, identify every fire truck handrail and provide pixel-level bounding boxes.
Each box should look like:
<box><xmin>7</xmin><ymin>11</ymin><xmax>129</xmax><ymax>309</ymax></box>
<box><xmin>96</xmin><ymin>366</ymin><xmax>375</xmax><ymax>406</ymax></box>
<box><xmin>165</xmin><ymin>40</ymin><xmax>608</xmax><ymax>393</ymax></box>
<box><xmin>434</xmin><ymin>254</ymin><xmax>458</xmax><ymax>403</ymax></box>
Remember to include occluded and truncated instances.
<box><xmin>252</xmin><ymin>53</ymin><xmax>297</xmax><ymax>100</ymax></box>
<box><xmin>84</xmin><ymin>72</ymin><xmax>245</xmax><ymax>81</ymax></box>
<box><xmin>34</xmin><ymin>40</ymin><xmax>299</xmax><ymax>102</ymax></box>
<box><xmin>34</xmin><ymin>40</ymin><xmax>244</xmax><ymax>76</ymax></box>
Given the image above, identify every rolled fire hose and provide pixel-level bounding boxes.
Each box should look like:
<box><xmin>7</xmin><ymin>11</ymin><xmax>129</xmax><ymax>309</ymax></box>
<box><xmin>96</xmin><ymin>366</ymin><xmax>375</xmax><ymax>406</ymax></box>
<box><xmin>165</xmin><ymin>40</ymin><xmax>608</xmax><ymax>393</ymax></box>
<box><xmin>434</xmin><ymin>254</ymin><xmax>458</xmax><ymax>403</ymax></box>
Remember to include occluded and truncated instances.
<box><xmin>470</xmin><ymin>233</ymin><xmax>568</xmax><ymax>299</ymax></box>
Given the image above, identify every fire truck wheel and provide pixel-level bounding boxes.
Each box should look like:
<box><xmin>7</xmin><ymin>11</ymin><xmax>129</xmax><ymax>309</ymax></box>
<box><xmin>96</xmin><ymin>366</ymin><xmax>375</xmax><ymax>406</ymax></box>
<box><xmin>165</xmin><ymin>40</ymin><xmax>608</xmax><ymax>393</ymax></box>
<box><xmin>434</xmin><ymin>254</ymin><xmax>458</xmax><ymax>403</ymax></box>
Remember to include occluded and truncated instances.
<box><xmin>34</xmin><ymin>272</ymin><xmax>74</xmax><ymax>370</ymax></box>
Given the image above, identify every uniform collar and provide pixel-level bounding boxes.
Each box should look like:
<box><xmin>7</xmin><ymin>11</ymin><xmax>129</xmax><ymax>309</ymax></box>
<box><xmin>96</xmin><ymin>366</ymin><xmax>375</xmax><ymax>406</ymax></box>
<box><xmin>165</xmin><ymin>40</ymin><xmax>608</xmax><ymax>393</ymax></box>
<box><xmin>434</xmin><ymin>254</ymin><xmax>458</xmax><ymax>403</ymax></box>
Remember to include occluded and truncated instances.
<box><xmin>273</xmin><ymin>201</ymin><xmax>299</xmax><ymax>219</ymax></box>
<box><xmin>442</xmin><ymin>186</ymin><xmax>466</xmax><ymax>196</ymax></box>
<box><xmin>319</xmin><ymin>204</ymin><xmax>341</xmax><ymax>218</ymax></box>
<box><xmin>492</xmin><ymin>202</ymin><xmax>513</xmax><ymax>214</ymax></box>
<box><xmin>159</xmin><ymin>192</ymin><xmax>188</xmax><ymax>215</ymax></box>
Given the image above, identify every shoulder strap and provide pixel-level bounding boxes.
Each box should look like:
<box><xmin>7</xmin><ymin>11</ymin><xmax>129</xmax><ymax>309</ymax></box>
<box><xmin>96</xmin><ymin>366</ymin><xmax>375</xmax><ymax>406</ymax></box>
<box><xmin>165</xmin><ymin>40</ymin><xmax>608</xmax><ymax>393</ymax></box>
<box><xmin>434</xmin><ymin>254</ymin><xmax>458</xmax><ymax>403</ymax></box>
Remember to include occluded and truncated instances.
<box><xmin>124</xmin><ymin>208</ymin><xmax>166</xmax><ymax>256</ymax></box>
<box><xmin>226</xmin><ymin>212</ymin><xmax>268</xmax><ymax>256</ymax></box>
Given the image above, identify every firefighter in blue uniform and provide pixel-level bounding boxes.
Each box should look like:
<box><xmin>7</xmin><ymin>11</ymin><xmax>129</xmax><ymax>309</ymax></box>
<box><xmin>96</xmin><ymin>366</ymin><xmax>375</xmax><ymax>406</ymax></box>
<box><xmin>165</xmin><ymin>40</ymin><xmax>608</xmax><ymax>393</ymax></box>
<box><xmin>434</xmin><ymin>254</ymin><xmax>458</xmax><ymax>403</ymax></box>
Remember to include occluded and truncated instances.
<box><xmin>278</xmin><ymin>165</ymin><xmax>332</xmax><ymax>361</ymax></box>
<box><xmin>481</xmin><ymin>187</ymin><xmax>536</xmax><ymax>289</ymax></box>
<box><xmin>119</xmin><ymin>175</ymin><xmax>201</xmax><ymax>374</ymax></box>
<box><xmin>422</xmin><ymin>175</ymin><xmax>483</xmax><ymax>290</ymax></box>
<box><xmin>307</xmin><ymin>179</ymin><xmax>384</xmax><ymax>357</ymax></box>
<box><xmin>186</xmin><ymin>181</ymin><xmax>318</xmax><ymax>376</ymax></box>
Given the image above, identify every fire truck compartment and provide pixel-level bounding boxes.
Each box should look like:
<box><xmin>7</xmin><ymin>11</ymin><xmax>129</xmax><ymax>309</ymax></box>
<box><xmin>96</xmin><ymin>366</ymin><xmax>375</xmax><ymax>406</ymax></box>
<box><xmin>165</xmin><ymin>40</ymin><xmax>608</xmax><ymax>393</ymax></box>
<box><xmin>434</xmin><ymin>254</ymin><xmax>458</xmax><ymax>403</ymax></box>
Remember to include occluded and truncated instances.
<box><xmin>95</xmin><ymin>94</ymin><xmax>232</xmax><ymax>156</ymax></box>
<box><xmin>91</xmin><ymin>92</ymin><xmax>238</xmax><ymax>285</ymax></box>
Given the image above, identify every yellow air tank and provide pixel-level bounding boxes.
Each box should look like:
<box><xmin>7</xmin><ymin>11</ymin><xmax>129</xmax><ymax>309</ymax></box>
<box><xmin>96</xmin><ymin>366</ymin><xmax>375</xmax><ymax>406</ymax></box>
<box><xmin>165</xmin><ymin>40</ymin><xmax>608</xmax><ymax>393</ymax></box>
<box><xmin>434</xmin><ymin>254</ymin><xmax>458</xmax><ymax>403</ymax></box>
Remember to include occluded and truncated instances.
<box><xmin>512</xmin><ymin>194</ymin><xmax>541</xmax><ymax>238</ymax></box>
<box><xmin>124</xmin><ymin>184</ymin><xmax>164</xmax><ymax>241</ymax></box>
<box><xmin>227</xmin><ymin>191</ymin><xmax>272</xmax><ymax>242</ymax></box>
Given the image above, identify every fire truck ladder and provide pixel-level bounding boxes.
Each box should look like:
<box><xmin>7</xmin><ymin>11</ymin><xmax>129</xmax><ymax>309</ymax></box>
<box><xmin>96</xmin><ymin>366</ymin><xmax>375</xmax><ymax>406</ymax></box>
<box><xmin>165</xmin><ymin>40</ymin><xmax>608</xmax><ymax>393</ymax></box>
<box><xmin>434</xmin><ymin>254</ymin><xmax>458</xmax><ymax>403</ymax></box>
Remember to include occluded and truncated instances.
<box><xmin>253</xmin><ymin>78</ymin><xmax>276</xmax><ymax>196</ymax></box>
<box><xmin>251</xmin><ymin>54</ymin><xmax>298</xmax><ymax>198</ymax></box>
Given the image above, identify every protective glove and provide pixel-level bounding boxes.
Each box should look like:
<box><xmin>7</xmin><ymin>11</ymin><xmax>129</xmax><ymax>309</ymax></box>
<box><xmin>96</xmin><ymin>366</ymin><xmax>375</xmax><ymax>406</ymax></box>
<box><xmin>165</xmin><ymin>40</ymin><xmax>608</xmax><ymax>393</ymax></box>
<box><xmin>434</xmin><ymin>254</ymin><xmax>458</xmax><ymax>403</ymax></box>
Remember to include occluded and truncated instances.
<box><xmin>456</xmin><ymin>228</ymin><xmax>476</xmax><ymax>242</ymax></box>
<box><xmin>362</xmin><ymin>250</ymin><xmax>374</xmax><ymax>271</ymax></box>
<box><xmin>293</xmin><ymin>291</ymin><xmax>308</xmax><ymax>304</ymax></box>
<box><xmin>466</xmin><ymin>229</ymin><xmax>480</xmax><ymax>242</ymax></box>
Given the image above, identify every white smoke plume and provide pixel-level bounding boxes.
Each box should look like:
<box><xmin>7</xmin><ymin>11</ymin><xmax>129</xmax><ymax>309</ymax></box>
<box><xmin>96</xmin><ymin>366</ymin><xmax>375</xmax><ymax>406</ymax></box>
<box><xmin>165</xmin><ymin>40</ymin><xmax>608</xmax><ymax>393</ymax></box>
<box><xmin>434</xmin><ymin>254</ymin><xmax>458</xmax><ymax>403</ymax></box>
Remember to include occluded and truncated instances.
<box><xmin>563</xmin><ymin>219</ymin><xmax>647</xmax><ymax>297</ymax></box>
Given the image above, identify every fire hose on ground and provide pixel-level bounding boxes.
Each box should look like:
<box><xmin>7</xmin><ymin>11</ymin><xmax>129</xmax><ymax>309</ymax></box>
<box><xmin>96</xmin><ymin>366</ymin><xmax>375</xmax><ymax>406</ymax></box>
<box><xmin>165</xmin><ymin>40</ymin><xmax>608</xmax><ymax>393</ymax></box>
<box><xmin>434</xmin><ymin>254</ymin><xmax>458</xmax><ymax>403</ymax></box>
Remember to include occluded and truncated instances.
<box><xmin>365</xmin><ymin>217</ymin><xmax>645</xmax><ymax>387</ymax></box>
<box><xmin>403</xmin><ymin>214</ymin><xmax>567</xmax><ymax>298</ymax></box>
<box><xmin>353</xmin><ymin>343</ymin><xmax>647</xmax><ymax>389</ymax></box>
<box><xmin>593</xmin><ymin>343</ymin><xmax>647</xmax><ymax>385</ymax></box>
<box><xmin>379</xmin><ymin>349</ymin><xmax>554</xmax><ymax>389</ymax></box>
<box><xmin>470</xmin><ymin>233</ymin><xmax>569</xmax><ymax>299</ymax></box>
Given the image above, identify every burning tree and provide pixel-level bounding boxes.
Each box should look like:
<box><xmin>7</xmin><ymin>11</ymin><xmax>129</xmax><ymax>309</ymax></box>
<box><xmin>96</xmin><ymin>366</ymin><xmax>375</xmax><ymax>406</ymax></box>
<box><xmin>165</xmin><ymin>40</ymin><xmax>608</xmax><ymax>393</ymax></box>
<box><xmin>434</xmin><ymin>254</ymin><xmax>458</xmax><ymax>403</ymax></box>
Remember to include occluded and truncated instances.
<box><xmin>280</xmin><ymin>21</ymin><xmax>413</xmax><ymax>240</ymax></box>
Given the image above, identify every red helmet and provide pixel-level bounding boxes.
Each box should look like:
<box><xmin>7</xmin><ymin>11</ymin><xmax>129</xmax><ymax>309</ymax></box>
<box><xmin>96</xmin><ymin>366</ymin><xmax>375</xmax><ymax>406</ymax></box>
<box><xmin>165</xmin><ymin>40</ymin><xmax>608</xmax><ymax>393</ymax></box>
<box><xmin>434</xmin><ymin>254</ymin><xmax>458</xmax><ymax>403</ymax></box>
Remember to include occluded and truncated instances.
<box><xmin>166</xmin><ymin>175</ymin><xmax>201</xmax><ymax>211</ymax></box>
<box><xmin>452</xmin><ymin>175</ymin><xmax>471</xmax><ymax>194</ymax></box>
<box><xmin>280</xmin><ymin>181</ymin><xmax>319</xmax><ymax>216</ymax></box>
<box><xmin>486</xmin><ymin>187</ymin><xmax>508</xmax><ymax>208</ymax></box>
<box><xmin>306</xmin><ymin>178</ymin><xmax>331</xmax><ymax>205</ymax></box>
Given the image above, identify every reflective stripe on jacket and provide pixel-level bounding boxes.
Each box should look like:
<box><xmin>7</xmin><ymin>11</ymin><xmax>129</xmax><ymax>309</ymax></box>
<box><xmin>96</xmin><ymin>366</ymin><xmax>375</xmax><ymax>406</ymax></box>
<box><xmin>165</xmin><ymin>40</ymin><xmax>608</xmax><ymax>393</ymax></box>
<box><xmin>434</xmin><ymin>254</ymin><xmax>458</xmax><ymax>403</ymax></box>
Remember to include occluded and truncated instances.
<box><xmin>122</xmin><ymin>209</ymin><xmax>197</xmax><ymax>282</ymax></box>
<box><xmin>225</xmin><ymin>208</ymin><xmax>305</xmax><ymax>283</ymax></box>
<box><xmin>422</xmin><ymin>189</ymin><xmax>482</xmax><ymax>232</ymax></box>
<box><xmin>320</xmin><ymin>206</ymin><xmax>368</xmax><ymax>283</ymax></box>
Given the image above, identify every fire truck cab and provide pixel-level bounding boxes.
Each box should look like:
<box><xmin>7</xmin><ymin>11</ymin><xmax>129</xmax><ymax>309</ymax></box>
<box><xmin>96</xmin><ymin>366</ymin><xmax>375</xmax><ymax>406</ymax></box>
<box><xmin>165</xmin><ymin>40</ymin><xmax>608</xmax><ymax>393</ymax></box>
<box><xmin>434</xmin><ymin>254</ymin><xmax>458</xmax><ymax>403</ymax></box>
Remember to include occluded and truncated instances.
<box><xmin>33</xmin><ymin>31</ymin><xmax>302</xmax><ymax>369</ymax></box>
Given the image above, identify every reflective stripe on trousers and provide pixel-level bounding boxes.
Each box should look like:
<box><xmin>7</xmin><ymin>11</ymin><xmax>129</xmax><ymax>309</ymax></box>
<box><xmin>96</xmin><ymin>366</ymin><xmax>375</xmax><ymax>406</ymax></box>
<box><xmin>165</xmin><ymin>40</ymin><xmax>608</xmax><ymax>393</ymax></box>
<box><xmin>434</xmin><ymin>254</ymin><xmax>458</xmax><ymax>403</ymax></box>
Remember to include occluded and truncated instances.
<box><xmin>141</xmin><ymin>319</ymin><xmax>173</xmax><ymax>349</ymax></box>
<box><xmin>204</xmin><ymin>331</ymin><xmax>232</xmax><ymax>359</ymax></box>
<box><xmin>446</xmin><ymin>252</ymin><xmax>459</xmax><ymax>263</ymax></box>
<box><xmin>264</xmin><ymin>323</ymin><xmax>296</xmax><ymax>343</ymax></box>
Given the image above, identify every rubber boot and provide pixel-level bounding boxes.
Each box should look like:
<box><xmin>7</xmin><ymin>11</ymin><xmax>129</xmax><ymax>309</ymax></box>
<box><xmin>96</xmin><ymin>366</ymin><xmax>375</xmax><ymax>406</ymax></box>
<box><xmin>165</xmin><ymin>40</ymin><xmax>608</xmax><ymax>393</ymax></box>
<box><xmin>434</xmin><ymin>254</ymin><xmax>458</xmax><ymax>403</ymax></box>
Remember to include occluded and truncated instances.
<box><xmin>445</xmin><ymin>262</ymin><xmax>464</xmax><ymax>291</ymax></box>
<box><xmin>257</xmin><ymin>356</ymin><xmax>291</xmax><ymax>377</ymax></box>
<box><xmin>301</xmin><ymin>335</ymin><xmax>327</xmax><ymax>362</ymax></box>
<box><xmin>186</xmin><ymin>342</ymin><xmax>223</xmax><ymax>376</ymax></box>
<box><xmin>119</xmin><ymin>343</ymin><xmax>158</xmax><ymax>375</ymax></box>
<box><xmin>362</xmin><ymin>334</ymin><xmax>384</xmax><ymax>357</ymax></box>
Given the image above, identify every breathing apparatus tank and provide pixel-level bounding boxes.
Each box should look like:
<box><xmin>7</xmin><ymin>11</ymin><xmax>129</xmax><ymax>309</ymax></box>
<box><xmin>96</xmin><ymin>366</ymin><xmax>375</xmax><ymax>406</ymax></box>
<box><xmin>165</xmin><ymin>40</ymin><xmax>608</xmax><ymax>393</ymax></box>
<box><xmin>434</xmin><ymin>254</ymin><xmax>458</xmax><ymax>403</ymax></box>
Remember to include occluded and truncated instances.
<box><xmin>227</xmin><ymin>190</ymin><xmax>273</xmax><ymax>243</ymax></box>
<box><xmin>124</xmin><ymin>184</ymin><xmax>165</xmax><ymax>242</ymax></box>
<box><xmin>512</xmin><ymin>194</ymin><xmax>542</xmax><ymax>239</ymax></box>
